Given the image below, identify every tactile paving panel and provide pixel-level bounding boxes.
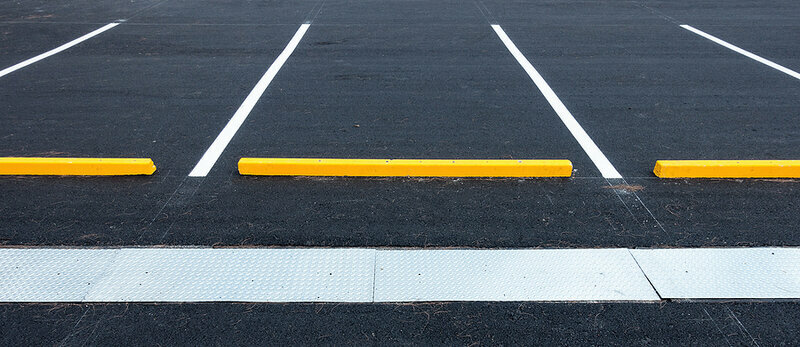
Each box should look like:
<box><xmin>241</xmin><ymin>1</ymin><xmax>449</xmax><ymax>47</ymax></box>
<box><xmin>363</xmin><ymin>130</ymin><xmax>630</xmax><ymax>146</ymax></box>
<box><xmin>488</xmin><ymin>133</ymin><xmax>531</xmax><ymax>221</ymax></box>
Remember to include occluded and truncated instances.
<box><xmin>0</xmin><ymin>249</ymin><xmax>119</xmax><ymax>302</ymax></box>
<box><xmin>85</xmin><ymin>248</ymin><xmax>375</xmax><ymax>302</ymax></box>
<box><xmin>630</xmin><ymin>248</ymin><xmax>800</xmax><ymax>299</ymax></box>
<box><xmin>374</xmin><ymin>249</ymin><xmax>659</xmax><ymax>301</ymax></box>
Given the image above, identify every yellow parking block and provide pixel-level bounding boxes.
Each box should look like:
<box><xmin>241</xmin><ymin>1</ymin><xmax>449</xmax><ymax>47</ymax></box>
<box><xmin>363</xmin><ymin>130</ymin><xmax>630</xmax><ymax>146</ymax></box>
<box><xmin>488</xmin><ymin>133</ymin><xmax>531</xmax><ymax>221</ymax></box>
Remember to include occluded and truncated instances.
<box><xmin>0</xmin><ymin>157</ymin><xmax>156</xmax><ymax>176</ymax></box>
<box><xmin>654</xmin><ymin>160</ymin><xmax>800</xmax><ymax>178</ymax></box>
<box><xmin>239</xmin><ymin>158</ymin><xmax>572</xmax><ymax>177</ymax></box>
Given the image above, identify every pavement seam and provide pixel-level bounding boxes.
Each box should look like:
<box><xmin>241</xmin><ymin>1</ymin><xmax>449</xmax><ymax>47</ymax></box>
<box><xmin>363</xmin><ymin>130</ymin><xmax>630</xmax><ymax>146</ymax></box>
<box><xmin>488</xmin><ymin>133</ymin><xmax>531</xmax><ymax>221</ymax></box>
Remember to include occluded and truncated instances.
<box><xmin>303</xmin><ymin>0</ymin><xmax>327</xmax><ymax>24</ymax></box>
<box><xmin>606</xmin><ymin>177</ymin><xmax>668</xmax><ymax>236</ymax></box>
<box><xmin>472</xmin><ymin>0</ymin><xmax>497</xmax><ymax>25</ymax></box>
<box><xmin>627</xmin><ymin>249</ymin><xmax>663</xmax><ymax>300</ymax></box>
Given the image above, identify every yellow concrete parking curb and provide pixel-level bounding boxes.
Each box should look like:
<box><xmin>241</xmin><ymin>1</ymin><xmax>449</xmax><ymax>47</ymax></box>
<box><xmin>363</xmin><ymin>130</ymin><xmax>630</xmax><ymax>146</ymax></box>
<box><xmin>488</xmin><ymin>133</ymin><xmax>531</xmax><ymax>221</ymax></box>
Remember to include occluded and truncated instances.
<box><xmin>654</xmin><ymin>160</ymin><xmax>800</xmax><ymax>178</ymax></box>
<box><xmin>0</xmin><ymin>157</ymin><xmax>157</xmax><ymax>176</ymax></box>
<box><xmin>239</xmin><ymin>158</ymin><xmax>573</xmax><ymax>177</ymax></box>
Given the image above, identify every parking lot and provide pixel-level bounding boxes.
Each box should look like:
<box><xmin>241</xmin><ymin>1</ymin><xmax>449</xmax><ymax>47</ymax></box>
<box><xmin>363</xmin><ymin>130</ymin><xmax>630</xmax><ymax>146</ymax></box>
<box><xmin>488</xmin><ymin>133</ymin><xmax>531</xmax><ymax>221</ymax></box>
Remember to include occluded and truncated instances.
<box><xmin>1</xmin><ymin>0</ymin><xmax>799</xmax><ymax>344</ymax></box>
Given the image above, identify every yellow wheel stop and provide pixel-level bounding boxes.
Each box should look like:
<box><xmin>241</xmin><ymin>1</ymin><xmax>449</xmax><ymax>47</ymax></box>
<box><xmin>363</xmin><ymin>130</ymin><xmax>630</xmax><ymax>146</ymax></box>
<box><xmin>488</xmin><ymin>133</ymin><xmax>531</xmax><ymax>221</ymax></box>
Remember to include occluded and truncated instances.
<box><xmin>0</xmin><ymin>157</ymin><xmax>157</xmax><ymax>176</ymax></box>
<box><xmin>654</xmin><ymin>160</ymin><xmax>800</xmax><ymax>178</ymax></box>
<box><xmin>238</xmin><ymin>158</ymin><xmax>572</xmax><ymax>178</ymax></box>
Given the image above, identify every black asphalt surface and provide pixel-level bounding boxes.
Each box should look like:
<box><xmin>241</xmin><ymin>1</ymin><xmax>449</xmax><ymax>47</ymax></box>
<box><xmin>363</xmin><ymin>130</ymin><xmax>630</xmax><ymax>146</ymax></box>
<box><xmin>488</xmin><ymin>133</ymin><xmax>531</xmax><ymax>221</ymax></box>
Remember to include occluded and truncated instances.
<box><xmin>1</xmin><ymin>0</ymin><xmax>799</xmax><ymax>343</ymax></box>
<box><xmin>3</xmin><ymin>302</ymin><xmax>799</xmax><ymax>345</ymax></box>
<box><xmin>0</xmin><ymin>0</ymin><xmax>161</xmax><ymax>23</ymax></box>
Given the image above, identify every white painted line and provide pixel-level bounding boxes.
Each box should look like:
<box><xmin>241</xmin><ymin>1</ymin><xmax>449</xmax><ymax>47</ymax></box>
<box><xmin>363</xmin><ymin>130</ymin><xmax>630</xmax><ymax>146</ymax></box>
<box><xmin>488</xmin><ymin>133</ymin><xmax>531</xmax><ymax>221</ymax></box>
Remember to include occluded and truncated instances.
<box><xmin>631</xmin><ymin>248</ymin><xmax>800</xmax><ymax>299</ymax></box>
<box><xmin>0</xmin><ymin>248</ymin><xmax>374</xmax><ymax>302</ymax></box>
<box><xmin>374</xmin><ymin>249</ymin><xmax>659</xmax><ymax>301</ymax></box>
<box><xmin>491</xmin><ymin>25</ymin><xmax>622</xmax><ymax>179</ymax></box>
<box><xmin>0</xmin><ymin>249</ymin><xmax>118</xmax><ymax>302</ymax></box>
<box><xmin>5</xmin><ymin>247</ymin><xmax>799</xmax><ymax>302</ymax></box>
<box><xmin>188</xmin><ymin>24</ymin><xmax>310</xmax><ymax>177</ymax></box>
<box><xmin>0</xmin><ymin>22</ymin><xmax>120</xmax><ymax>79</ymax></box>
<box><xmin>85</xmin><ymin>248</ymin><xmax>374</xmax><ymax>302</ymax></box>
<box><xmin>0</xmin><ymin>247</ymin><xmax>657</xmax><ymax>302</ymax></box>
<box><xmin>681</xmin><ymin>25</ymin><xmax>800</xmax><ymax>81</ymax></box>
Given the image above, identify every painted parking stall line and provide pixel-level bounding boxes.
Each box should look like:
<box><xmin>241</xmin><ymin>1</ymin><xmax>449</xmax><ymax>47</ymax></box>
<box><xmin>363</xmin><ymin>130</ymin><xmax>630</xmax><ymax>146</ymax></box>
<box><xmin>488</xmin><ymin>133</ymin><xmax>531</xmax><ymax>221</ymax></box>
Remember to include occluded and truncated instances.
<box><xmin>0</xmin><ymin>22</ymin><xmax>120</xmax><ymax>78</ymax></box>
<box><xmin>681</xmin><ymin>24</ymin><xmax>800</xmax><ymax>81</ymax></box>
<box><xmin>491</xmin><ymin>25</ymin><xmax>622</xmax><ymax>179</ymax></box>
<box><xmin>188</xmin><ymin>24</ymin><xmax>310</xmax><ymax>177</ymax></box>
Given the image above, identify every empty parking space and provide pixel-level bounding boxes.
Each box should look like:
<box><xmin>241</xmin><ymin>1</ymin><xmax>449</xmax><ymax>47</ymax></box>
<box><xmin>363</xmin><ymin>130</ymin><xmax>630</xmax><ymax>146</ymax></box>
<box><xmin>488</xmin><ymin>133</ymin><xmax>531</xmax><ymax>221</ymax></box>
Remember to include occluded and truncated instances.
<box><xmin>481</xmin><ymin>21</ymin><xmax>799</xmax><ymax>178</ymax></box>
<box><xmin>0</xmin><ymin>24</ymin><xmax>301</xmax><ymax>167</ymax></box>
<box><xmin>218</xmin><ymin>23</ymin><xmax>595</xmax><ymax>173</ymax></box>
